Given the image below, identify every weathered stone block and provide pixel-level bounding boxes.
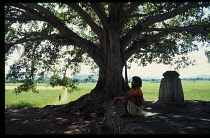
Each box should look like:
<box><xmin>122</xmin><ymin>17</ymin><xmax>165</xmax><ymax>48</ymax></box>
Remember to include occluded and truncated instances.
<box><xmin>158</xmin><ymin>71</ymin><xmax>184</xmax><ymax>104</ymax></box>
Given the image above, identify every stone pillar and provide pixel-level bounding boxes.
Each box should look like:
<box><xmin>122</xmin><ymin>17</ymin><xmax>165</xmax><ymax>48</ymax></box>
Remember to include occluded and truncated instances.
<box><xmin>158</xmin><ymin>71</ymin><xmax>184</xmax><ymax>105</ymax></box>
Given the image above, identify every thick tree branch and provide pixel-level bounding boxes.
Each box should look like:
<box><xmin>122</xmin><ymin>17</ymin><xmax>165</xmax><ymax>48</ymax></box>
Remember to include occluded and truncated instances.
<box><xmin>90</xmin><ymin>3</ymin><xmax>109</xmax><ymax>29</ymax></box>
<box><xmin>141</xmin><ymin>2</ymin><xmax>210</xmax><ymax>26</ymax></box>
<box><xmin>5</xmin><ymin>31</ymin><xmax>103</xmax><ymax>67</ymax></box>
<box><xmin>66</xmin><ymin>3</ymin><xmax>103</xmax><ymax>39</ymax></box>
<box><xmin>125</xmin><ymin>23</ymin><xmax>210</xmax><ymax>60</ymax></box>
<box><xmin>14</xmin><ymin>3</ymin><xmax>97</xmax><ymax>48</ymax></box>
<box><xmin>107</xmin><ymin>3</ymin><xmax>118</xmax><ymax>23</ymax></box>
<box><xmin>118</xmin><ymin>3</ymin><xmax>138</xmax><ymax>30</ymax></box>
<box><xmin>6</xmin><ymin>3</ymin><xmax>103</xmax><ymax>63</ymax></box>
<box><xmin>121</xmin><ymin>2</ymin><xmax>210</xmax><ymax>50</ymax></box>
<box><xmin>116</xmin><ymin>3</ymin><xmax>125</xmax><ymax>18</ymax></box>
<box><xmin>5</xmin><ymin>33</ymin><xmax>77</xmax><ymax>53</ymax></box>
<box><xmin>23</xmin><ymin>3</ymin><xmax>74</xmax><ymax>35</ymax></box>
<box><xmin>142</xmin><ymin>23</ymin><xmax>210</xmax><ymax>34</ymax></box>
<box><xmin>130</xmin><ymin>8</ymin><xmax>160</xmax><ymax>18</ymax></box>
<box><xmin>125</xmin><ymin>31</ymin><xmax>171</xmax><ymax>61</ymax></box>
<box><xmin>94</xmin><ymin>3</ymin><xmax>108</xmax><ymax>18</ymax></box>
<box><xmin>120</xmin><ymin>23</ymin><xmax>143</xmax><ymax>49</ymax></box>
<box><xmin>5</xmin><ymin>15</ymin><xmax>43</xmax><ymax>22</ymax></box>
<box><xmin>7</xmin><ymin>3</ymin><xmax>69</xmax><ymax>34</ymax></box>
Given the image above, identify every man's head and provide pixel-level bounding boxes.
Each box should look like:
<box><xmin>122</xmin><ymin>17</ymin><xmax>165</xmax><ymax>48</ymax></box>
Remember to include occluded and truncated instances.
<box><xmin>131</xmin><ymin>76</ymin><xmax>142</xmax><ymax>88</ymax></box>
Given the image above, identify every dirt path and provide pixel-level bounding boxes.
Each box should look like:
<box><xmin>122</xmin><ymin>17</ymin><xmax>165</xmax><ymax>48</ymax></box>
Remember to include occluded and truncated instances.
<box><xmin>53</xmin><ymin>89</ymin><xmax>68</xmax><ymax>105</ymax></box>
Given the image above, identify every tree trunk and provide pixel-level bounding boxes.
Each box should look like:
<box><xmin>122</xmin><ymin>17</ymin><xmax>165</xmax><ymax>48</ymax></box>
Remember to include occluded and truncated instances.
<box><xmin>105</xmin><ymin>26</ymin><xmax>130</xmax><ymax>98</ymax></box>
<box><xmin>124</xmin><ymin>61</ymin><xmax>128</xmax><ymax>84</ymax></box>
<box><xmin>92</xmin><ymin>28</ymin><xmax>130</xmax><ymax>98</ymax></box>
<box><xmin>93</xmin><ymin>66</ymin><xmax>129</xmax><ymax>98</ymax></box>
<box><xmin>90</xmin><ymin>8</ymin><xmax>132</xmax><ymax>99</ymax></box>
<box><xmin>93</xmin><ymin>67</ymin><xmax>106</xmax><ymax>92</ymax></box>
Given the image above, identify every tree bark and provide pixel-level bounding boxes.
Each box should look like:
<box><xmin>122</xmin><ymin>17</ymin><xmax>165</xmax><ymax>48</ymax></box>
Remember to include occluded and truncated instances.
<box><xmin>105</xmin><ymin>28</ymin><xmax>123</xmax><ymax>97</ymax></box>
<box><xmin>90</xmin><ymin>4</ymin><xmax>132</xmax><ymax>98</ymax></box>
<box><xmin>93</xmin><ymin>66</ymin><xmax>106</xmax><ymax>92</ymax></box>
<box><xmin>124</xmin><ymin>61</ymin><xmax>128</xmax><ymax>84</ymax></box>
<box><xmin>92</xmin><ymin>64</ymin><xmax>130</xmax><ymax>98</ymax></box>
<box><xmin>91</xmin><ymin>26</ymin><xmax>130</xmax><ymax>98</ymax></box>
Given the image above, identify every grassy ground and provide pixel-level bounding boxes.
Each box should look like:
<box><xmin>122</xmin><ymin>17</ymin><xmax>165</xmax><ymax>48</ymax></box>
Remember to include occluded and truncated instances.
<box><xmin>5</xmin><ymin>84</ymin><xmax>66</xmax><ymax>108</ymax></box>
<box><xmin>181</xmin><ymin>80</ymin><xmax>210</xmax><ymax>101</ymax></box>
<box><xmin>65</xmin><ymin>83</ymin><xmax>95</xmax><ymax>104</ymax></box>
<box><xmin>142</xmin><ymin>80</ymin><xmax>210</xmax><ymax>101</ymax></box>
<box><xmin>5</xmin><ymin>80</ymin><xmax>210</xmax><ymax>108</ymax></box>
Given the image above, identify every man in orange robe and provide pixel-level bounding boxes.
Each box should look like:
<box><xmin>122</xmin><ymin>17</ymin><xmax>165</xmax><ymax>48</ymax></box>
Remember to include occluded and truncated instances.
<box><xmin>113</xmin><ymin>76</ymin><xmax>144</xmax><ymax>117</ymax></box>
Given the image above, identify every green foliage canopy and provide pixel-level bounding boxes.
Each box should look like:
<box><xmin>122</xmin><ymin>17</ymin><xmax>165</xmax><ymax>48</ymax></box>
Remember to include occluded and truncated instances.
<box><xmin>5</xmin><ymin>2</ymin><xmax>210</xmax><ymax>93</ymax></box>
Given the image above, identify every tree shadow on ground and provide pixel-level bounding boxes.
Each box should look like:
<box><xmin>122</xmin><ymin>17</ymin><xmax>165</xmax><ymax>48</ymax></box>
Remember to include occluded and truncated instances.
<box><xmin>5</xmin><ymin>104</ymin><xmax>111</xmax><ymax>135</ymax></box>
<box><xmin>5</xmin><ymin>100</ymin><xmax>210</xmax><ymax>134</ymax></box>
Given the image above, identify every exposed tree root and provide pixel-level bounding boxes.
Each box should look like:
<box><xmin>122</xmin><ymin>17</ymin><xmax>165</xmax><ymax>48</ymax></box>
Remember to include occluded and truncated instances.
<box><xmin>46</xmin><ymin>89</ymin><xmax>111</xmax><ymax>121</ymax></box>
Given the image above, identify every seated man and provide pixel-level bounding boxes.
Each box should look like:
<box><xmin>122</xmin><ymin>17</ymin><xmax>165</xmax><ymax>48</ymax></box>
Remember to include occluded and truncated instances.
<box><xmin>113</xmin><ymin>76</ymin><xmax>144</xmax><ymax>117</ymax></box>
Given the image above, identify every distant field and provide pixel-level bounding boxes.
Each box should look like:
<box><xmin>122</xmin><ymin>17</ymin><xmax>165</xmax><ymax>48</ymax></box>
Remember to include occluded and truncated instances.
<box><xmin>181</xmin><ymin>80</ymin><xmax>210</xmax><ymax>101</ymax></box>
<box><xmin>5</xmin><ymin>84</ymin><xmax>66</xmax><ymax>108</ymax></box>
<box><xmin>5</xmin><ymin>83</ymin><xmax>96</xmax><ymax>108</ymax></box>
<box><xmin>142</xmin><ymin>80</ymin><xmax>210</xmax><ymax>101</ymax></box>
<box><xmin>5</xmin><ymin>80</ymin><xmax>210</xmax><ymax>108</ymax></box>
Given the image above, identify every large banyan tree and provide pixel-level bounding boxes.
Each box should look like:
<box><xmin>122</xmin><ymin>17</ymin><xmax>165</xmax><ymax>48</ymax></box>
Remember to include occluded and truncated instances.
<box><xmin>5</xmin><ymin>2</ymin><xmax>210</xmax><ymax>99</ymax></box>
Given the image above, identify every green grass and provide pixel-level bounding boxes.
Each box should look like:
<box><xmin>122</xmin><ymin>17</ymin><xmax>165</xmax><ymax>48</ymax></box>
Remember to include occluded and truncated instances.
<box><xmin>5</xmin><ymin>84</ymin><xmax>66</xmax><ymax>108</ymax></box>
<box><xmin>141</xmin><ymin>80</ymin><xmax>210</xmax><ymax>101</ymax></box>
<box><xmin>141</xmin><ymin>82</ymin><xmax>160</xmax><ymax>100</ymax></box>
<box><xmin>65</xmin><ymin>83</ymin><xmax>96</xmax><ymax>103</ymax></box>
<box><xmin>5</xmin><ymin>80</ymin><xmax>210</xmax><ymax>108</ymax></box>
<box><xmin>181</xmin><ymin>80</ymin><xmax>210</xmax><ymax>101</ymax></box>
